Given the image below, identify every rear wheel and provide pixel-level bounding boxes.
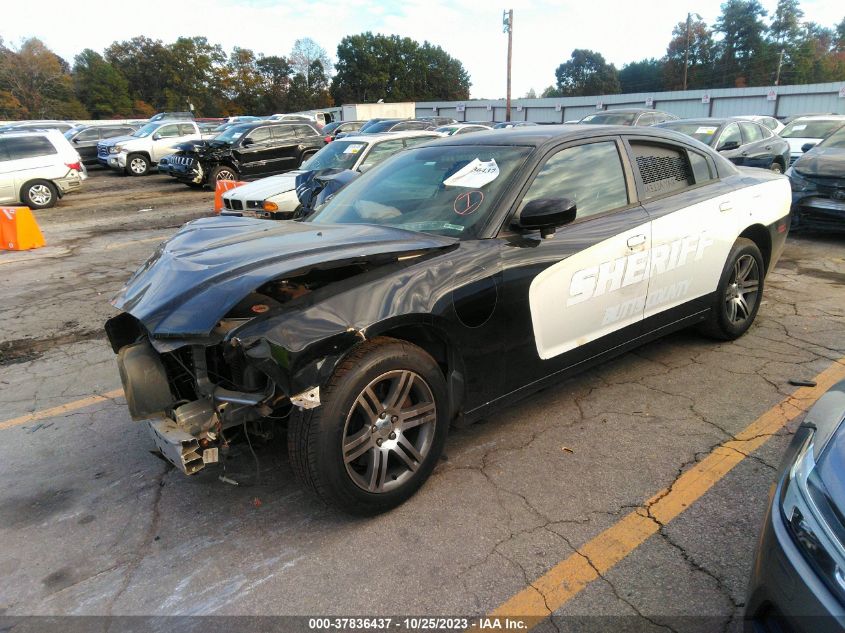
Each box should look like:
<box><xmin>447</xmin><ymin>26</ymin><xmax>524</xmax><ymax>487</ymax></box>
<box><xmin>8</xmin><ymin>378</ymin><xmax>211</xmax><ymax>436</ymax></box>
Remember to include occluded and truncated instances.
<box><xmin>126</xmin><ymin>153</ymin><xmax>150</xmax><ymax>176</ymax></box>
<box><xmin>699</xmin><ymin>238</ymin><xmax>764</xmax><ymax>340</ymax></box>
<box><xmin>769</xmin><ymin>160</ymin><xmax>784</xmax><ymax>174</ymax></box>
<box><xmin>288</xmin><ymin>337</ymin><xmax>448</xmax><ymax>515</ymax></box>
<box><xmin>21</xmin><ymin>180</ymin><xmax>58</xmax><ymax>209</ymax></box>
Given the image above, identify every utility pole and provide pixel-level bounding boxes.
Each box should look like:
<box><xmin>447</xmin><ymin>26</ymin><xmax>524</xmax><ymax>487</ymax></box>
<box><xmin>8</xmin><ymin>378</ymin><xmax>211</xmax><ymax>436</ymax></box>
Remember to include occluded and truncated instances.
<box><xmin>504</xmin><ymin>9</ymin><xmax>513</xmax><ymax>122</ymax></box>
<box><xmin>775</xmin><ymin>49</ymin><xmax>785</xmax><ymax>86</ymax></box>
<box><xmin>683</xmin><ymin>12</ymin><xmax>702</xmax><ymax>91</ymax></box>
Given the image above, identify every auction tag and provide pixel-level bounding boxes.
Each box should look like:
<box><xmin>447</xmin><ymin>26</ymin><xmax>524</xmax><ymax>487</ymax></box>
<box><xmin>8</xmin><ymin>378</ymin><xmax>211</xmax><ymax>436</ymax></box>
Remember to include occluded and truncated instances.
<box><xmin>443</xmin><ymin>158</ymin><xmax>499</xmax><ymax>188</ymax></box>
<box><xmin>791</xmin><ymin>124</ymin><xmax>807</xmax><ymax>131</ymax></box>
<box><xmin>343</xmin><ymin>143</ymin><xmax>364</xmax><ymax>154</ymax></box>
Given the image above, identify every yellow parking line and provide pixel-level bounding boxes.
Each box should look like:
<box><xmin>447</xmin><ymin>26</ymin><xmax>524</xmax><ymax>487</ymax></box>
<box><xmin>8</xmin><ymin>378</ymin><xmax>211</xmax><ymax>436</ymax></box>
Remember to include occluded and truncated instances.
<box><xmin>489</xmin><ymin>358</ymin><xmax>845</xmax><ymax>628</ymax></box>
<box><xmin>0</xmin><ymin>388</ymin><xmax>124</xmax><ymax>431</ymax></box>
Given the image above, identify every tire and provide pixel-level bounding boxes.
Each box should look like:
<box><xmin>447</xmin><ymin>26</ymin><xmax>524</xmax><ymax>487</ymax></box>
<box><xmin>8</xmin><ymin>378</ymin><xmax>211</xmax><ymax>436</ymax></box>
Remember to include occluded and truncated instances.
<box><xmin>21</xmin><ymin>180</ymin><xmax>58</xmax><ymax>209</ymax></box>
<box><xmin>699</xmin><ymin>238</ymin><xmax>765</xmax><ymax>340</ymax></box>
<box><xmin>208</xmin><ymin>165</ymin><xmax>238</xmax><ymax>186</ymax></box>
<box><xmin>299</xmin><ymin>151</ymin><xmax>317</xmax><ymax>167</ymax></box>
<box><xmin>126</xmin><ymin>153</ymin><xmax>150</xmax><ymax>176</ymax></box>
<box><xmin>769</xmin><ymin>160</ymin><xmax>784</xmax><ymax>174</ymax></box>
<box><xmin>288</xmin><ymin>336</ymin><xmax>449</xmax><ymax>515</ymax></box>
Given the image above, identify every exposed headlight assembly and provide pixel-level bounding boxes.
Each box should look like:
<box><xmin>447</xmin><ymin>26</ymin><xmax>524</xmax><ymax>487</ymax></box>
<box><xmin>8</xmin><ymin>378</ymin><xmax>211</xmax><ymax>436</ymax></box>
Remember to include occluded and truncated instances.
<box><xmin>787</xmin><ymin>169</ymin><xmax>815</xmax><ymax>193</ymax></box>
<box><xmin>781</xmin><ymin>432</ymin><xmax>845</xmax><ymax>603</ymax></box>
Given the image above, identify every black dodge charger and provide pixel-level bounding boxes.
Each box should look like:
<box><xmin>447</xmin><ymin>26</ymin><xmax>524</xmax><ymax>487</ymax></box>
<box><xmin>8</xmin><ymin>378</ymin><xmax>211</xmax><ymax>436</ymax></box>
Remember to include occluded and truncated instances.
<box><xmin>106</xmin><ymin>125</ymin><xmax>791</xmax><ymax>514</ymax></box>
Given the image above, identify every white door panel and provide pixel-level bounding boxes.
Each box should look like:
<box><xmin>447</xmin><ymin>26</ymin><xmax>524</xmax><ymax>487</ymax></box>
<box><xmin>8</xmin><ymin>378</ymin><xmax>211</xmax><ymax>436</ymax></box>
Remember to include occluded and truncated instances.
<box><xmin>529</xmin><ymin>221</ymin><xmax>652</xmax><ymax>360</ymax></box>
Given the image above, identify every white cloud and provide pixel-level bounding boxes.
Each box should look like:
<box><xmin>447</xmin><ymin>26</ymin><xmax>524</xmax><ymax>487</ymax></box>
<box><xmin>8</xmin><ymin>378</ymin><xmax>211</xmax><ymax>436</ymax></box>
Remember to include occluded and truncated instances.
<box><xmin>2</xmin><ymin>0</ymin><xmax>841</xmax><ymax>100</ymax></box>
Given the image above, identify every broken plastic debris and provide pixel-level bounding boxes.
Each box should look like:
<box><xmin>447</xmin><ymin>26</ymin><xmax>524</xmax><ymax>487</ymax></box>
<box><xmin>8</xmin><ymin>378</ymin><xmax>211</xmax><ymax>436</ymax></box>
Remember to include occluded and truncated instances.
<box><xmin>218</xmin><ymin>475</ymin><xmax>239</xmax><ymax>486</ymax></box>
<box><xmin>788</xmin><ymin>379</ymin><xmax>817</xmax><ymax>387</ymax></box>
<box><xmin>561</xmin><ymin>446</ymin><xmax>574</xmax><ymax>454</ymax></box>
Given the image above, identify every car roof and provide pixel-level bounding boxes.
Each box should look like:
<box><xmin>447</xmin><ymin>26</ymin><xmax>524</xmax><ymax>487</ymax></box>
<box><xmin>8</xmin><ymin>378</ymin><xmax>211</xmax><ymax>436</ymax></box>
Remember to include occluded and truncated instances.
<box><xmin>788</xmin><ymin>115</ymin><xmax>845</xmax><ymax>121</ymax></box>
<box><xmin>334</xmin><ymin>131</ymin><xmax>441</xmax><ymax>143</ymax></box>
<box><xmin>659</xmin><ymin>118</ymin><xmax>729</xmax><ymax>125</ymax></box>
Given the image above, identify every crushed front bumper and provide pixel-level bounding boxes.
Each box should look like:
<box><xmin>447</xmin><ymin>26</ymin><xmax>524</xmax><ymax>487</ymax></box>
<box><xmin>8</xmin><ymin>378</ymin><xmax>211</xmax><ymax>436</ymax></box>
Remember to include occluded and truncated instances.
<box><xmin>148</xmin><ymin>419</ymin><xmax>218</xmax><ymax>475</ymax></box>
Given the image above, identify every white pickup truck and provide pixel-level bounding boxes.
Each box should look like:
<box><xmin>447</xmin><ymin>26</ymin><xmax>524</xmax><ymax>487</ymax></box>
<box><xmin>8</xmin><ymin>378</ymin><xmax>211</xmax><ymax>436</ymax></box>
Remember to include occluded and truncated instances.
<box><xmin>99</xmin><ymin>120</ymin><xmax>205</xmax><ymax>176</ymax></box>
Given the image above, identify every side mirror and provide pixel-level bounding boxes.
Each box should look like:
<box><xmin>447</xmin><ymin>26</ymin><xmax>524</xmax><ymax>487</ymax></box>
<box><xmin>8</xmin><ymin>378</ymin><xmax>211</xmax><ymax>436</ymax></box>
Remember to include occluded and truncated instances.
<box><xmin>801</xmin><ymin>142</ymin><xmax>817</xmax><ymax>153</ymax></box>
<box><xmin>72</xmin><ymin>138</ymin><xmax>79</xmax><ymax>143</ymax></box>
<box><xmin>718</xmin><ymin>140</ymin><xmax>740</xmax><ymax>152</ymax></box>
<box><xmin>514</xmin><ymin>198</ymin><xmax>577</xmax><ymax>238</ymax></box>
<box><xmin>241</xmin><ymin>137</ymin><xmax>255</xmax><ymax>146</ymax></box>
<box><xmin>152</xmin><ymin>133</ymin><xmax>161</xmax><ymax>141</ymax></box>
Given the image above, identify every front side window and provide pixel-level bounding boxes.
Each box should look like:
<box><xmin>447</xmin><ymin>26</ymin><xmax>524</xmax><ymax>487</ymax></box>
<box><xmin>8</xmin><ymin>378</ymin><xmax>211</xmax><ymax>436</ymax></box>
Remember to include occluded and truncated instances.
<box><xmin>76</xmin><ymin>128</ymin><xmax>100</xmax><ymax>141</ymax></box>
<box><xmin>3</xmin><ymin>136</ymin><xmax>57</xmax><ymax>160</ymax></box>
<box><xmin>272</xmin><ymin>126</ymin><xmax>297</xmax><ymax>141</ymax></box>
<box><xmin>245</xmin><ymin>127</ymin><xmax>272</xmax><ymax>143</ymax></box>
<box><xmin>307</xmin><ymin>145</ymin><xmax>532</xmax><ymax>238</ymax></box>
<box><xmin>519</xmin><ymin>141</ymin><xmax>629</xmax><ymax>221</ymax></box>
<box><xmin>717</xmin><ymin>123</ymin><xmax>742</xmax><ymax>149</ymax></box>
<box><xmin>156</xmin><ymin>125</ymin><xmax>180</xmax><ymax>139</ymax></box>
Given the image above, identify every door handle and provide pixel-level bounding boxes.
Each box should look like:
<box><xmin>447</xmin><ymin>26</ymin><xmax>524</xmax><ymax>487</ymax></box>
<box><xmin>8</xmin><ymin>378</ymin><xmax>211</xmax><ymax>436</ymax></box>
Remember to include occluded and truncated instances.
<box><xmin>719</xmin><ymin>201</ymin><xmax>733</xmax><ymax>212</ymax></box>
<box><xmin>627</xmin><ymin>234</ymin><xmax>647</xmax><ymax>249</ymax></box>
<box><xmin>765</xmin><ymin>146</ymin><xmax>772</xmax><ymax>150</ymax></box>
<box><xmin>741</xmin><ymin>151</ymin><xmax>749</xmax><ymax>156</ymax></box>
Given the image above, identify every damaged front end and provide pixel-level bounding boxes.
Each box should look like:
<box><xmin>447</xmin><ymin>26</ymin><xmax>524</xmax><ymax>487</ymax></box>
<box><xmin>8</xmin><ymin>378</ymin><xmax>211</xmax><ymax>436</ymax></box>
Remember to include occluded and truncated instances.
<box><xmin>160</xmin><ymin>140</ymin><xmax>232</xmax><ymax>185</ymax></box>
<box><xmin>105</xmin><ymin>217</ymin><xmax>457</xmax><ymax>475</ymax></box>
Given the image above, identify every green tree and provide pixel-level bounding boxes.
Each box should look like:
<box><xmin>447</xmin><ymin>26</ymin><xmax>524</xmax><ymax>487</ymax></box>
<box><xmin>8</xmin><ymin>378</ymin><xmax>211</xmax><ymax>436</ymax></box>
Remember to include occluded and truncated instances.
<box><xmin>105</xmin><ymin>37</ymin><xmax>176</xmax><ymax>109</ymax></box>
<box><xmin>770</xmin><ymin>0</ymin><xmax>804</xmax><ymax>46</ymax></box>
<box><xmin>553</xmin><ymin>49</ymin><xmax>620</xmax><ymax>97</ymax></box>
<box><xmin>167</xmin><ymin>37</ymin><xmax>227</xmax><ymax>115</ymax></box>
<box><xmin>331</xmin><ymin>32</ymin><xmax>470</xmax><ymax>104</ymax></box>
<box><xmin>256</xmin><ymin>55</ymin><xmax>292</xmax><ymax>114</ymax></box>
<box><xmin>662</xmin><ymin>19</ymin><xmax>716</xmax><ymax>89</ymax></box>
<box><xmin>73</xmin><ymin>49</ymin><xmax>131</xmax><ymax>117</ymax></box>
<box><xmin>714</xmin><ymin>0</ymin><xmax>772</xmax><ymax>86</ymax></box>
<box><xmin>224</xmin><ymin>47</ymin><xmax>263</xmax><ymax>113</ymax></box>
<box><xmin>619</xmin><ymin>58</ymin><xmax>664</xmax><ymax>93</ymax></box>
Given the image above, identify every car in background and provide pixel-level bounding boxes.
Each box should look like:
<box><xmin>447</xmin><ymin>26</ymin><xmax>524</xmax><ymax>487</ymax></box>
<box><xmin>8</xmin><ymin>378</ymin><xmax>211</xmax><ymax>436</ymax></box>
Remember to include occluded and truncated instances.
<box><xmin>221</xmin><ymin>131</ymin><xmax>439</xmax><ymax>218</ymax></box>
<box><xmin>269</xmin><ymin>112</ymin><xmax>332</xmax><ymax>129</ymax></box>
<box><xmin>159</xmin><ymin>121</ymin><xmax>324</xmax><ymax>187</ymax></box>
<box><xmin>579</xmin><ymin>109</ymin><xmax>678</xmax><ymax>126</ymax></box>
<box><xmin>746</xmin><ymin>379</ymin><xmax>845</xmax><ymax>632</ymax></box>
<box><xmin>417</xmin><ymin>116</ymin><xmax>458</xmax><ymax>127</ymax></box>
<box><xmin>0</xmin><ymin>120</ymin><xmax>74</xmax><ymax>134</ymax></box>
<box><xmin>105</xmin><ymin>125</ymin><xmax>790</xmax><ymax>513</ymax></box>
<box><xmin>64</xmin><ymin>123</ymin><xmax>139</xmax><ymax>166</ymax></box>
<box><xmin>434</xmin><ymin>124</ymin><xmax>492</xmax><ymax>136</ymax></box>
<box><xmin>780</xmin><ymin>115</ymin><xmax>845</xmax><ymax>162</ymax></box>
<box><xmin>357</xmin><ymin>119</ymin><xmax>437</xmax><ymax>134</ymax></box>
<box><xmin>734</xmin><ymin>115</ymin><xmax>785</xmax><ymax>135</ymax></box>
<box><xmin>786</xmin><ymin>125</ymin><xmax>845</xmax><ymax>231</ymax></box>
<box><xmin>149</xmin><ymin>112</ymin><xmax>194</xmax><ymax>122</ymax></box>
<box><xmin>0</xmin><ymin>130</ymin><xmax>86</xmax><ymax>209</ymax></box>
<box><xmin>656</xmin><ymin>118</ymin><xmax>790</xmax><ymax>172</ymax></box>
<box><xmin>322</xmin><ymin>120</ymin><xmax>366</xmax><ymax>143</ymax></box>
<box><xmin>492</xmin><ymin>121</ymin><xmax>539</xmax><ymax>129</ymax></box>
<box><xmin>100</xmin><ymin>120</ymin><xmax>204</xmax><ymax>176</ymax></box>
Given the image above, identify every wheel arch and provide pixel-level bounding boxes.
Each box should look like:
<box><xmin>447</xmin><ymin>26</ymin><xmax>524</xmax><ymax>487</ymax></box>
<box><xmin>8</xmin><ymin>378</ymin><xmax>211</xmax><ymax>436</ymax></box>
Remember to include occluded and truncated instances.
<box><xmin>738</xmin><ymin>224</ymin><xmax>772</xmax><ymax>273</ymax></box>
<box><xmin>128</xmin><ymin>150</ymin><xmax>151</xmax><ymax>162</ymax></box>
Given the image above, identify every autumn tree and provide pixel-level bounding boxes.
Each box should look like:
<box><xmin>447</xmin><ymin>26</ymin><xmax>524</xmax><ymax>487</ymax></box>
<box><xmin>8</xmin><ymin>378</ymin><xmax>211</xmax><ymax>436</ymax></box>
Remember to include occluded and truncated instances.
<box><xmin>551</xmin><ymin>49</ymin><xmax>620</xmax><ymax>97</ymax></box>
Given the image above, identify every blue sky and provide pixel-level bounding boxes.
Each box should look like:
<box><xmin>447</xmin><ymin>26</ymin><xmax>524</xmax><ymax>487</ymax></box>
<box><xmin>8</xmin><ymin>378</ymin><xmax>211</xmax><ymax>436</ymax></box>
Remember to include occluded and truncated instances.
<box><xmin>2</xmin><ymin>0</ymin><xmax>842</xmax><ymax>100</ymax></box>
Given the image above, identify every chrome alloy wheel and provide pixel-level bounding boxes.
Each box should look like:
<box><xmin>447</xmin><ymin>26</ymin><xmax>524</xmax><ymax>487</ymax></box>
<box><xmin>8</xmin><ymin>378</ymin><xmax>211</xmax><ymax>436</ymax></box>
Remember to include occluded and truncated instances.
<box><xmin>216</xmin><ymin>169</ymin><xmax>236</xmax><ymax>181</ymax></box>
<box><xmin>129</xmin><ymin>157</ymin><xmax>147</xmax><ymax>174</ymax></box>
<box><xmin>725</xmin><ymin>254</ymin><xmax>760</xmax><ymax>324</ymax></box>
<box><xmin>342</xmin><ymin>370</ymin><xmax>437</xmax><ymax>493</ymax></box>
<box><xmin>28</xmin><ymin>184</ymin><xmax>52</xmax><ymax>206</ymax></box>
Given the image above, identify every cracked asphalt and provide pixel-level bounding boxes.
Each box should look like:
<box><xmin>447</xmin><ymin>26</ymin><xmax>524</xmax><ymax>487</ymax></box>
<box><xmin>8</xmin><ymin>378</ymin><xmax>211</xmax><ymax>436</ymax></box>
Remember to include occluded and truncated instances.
<box><xmin>1</xmin><ymin>168</ymin><xmax>844</xmax><ymax>631</ymax></box>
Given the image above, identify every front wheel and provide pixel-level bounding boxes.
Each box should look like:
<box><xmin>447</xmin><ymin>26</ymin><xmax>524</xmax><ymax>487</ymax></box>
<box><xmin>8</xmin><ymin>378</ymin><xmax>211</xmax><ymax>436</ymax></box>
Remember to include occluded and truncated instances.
<box><xmin>769</xmin><ymin>161</ymin><xmax>784</xmax><ymax>174</ymax></box>
<box><xmin>288</xmin><ymin>337</ymin><xmax>448</xmax><ymax>515</ymax></box>
<box><xmin>699</xmin><ymin>238</ymin><xmax>764</xmax><ymax>340</ymax></box>
<box><xmin>126</xmin><ymin>153</ymin><xmax>150</xmax><ymax>176</ymax></box>
<box><xmin>21</xmin><ymin>180</ymin><xmax>58</xmax><ymax>209</ymax></box>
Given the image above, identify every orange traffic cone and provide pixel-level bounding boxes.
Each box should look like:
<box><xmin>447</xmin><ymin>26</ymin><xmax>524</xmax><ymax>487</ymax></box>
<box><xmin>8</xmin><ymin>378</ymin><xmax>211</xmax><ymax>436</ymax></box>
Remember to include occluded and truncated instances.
<box><xmin>214</xmin><ymin>180</ymin><xmax>248</xmax><ymax>214</ymax></box>
<box><xmin>0</xmin><ymin>207</ymin><xmax>46</xmax><ymax>251</ymax></box>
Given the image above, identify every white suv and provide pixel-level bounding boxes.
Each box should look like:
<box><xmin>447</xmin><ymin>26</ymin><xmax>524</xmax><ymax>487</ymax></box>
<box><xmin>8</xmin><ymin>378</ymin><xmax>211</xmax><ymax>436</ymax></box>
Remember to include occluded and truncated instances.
<box><xmin>105</xmin><ymin>121</ymin><xmax>202</xmax><ymax>176</ymax></box>
<box><xmin>0</xmin><ymin>130</ymin><xmax>87</xmax><ymax>209</ymax></box>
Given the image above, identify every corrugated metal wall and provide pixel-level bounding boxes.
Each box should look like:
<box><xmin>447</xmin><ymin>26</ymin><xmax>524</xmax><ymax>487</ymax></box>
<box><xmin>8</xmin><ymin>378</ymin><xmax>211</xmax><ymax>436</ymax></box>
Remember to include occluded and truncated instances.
<box><xmin>412</xmin><ymin>82</ymin><xmax>845</xmax><ymax>123</ymax></box>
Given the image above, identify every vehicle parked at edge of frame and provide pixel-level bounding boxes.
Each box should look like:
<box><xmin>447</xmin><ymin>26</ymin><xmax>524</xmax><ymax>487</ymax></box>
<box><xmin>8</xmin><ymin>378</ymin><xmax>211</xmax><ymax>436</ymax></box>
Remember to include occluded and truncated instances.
<box><xmin>746</xmin><ymin>378</ymin><xmax>845</xmax><ymax>633</ymax></box>
<box><xmin>0</xmin><ymin>120</ymin><xmax>75</xmax><ymax>134</ymax></box>
<box><xmin>220</xmin><ymin>131</ymin><xmax>440</xmax><ymax>218</ymax></box>
<box><xmin>656</xmin><ymin>118</ymin><xmax>791</xmax><ymax>173</ymax></box>
<box><xmin>158</xmin><ymin>121</ymin><xmax>325</xmax><ymax>188</ymax></box>
<box><xmin>492</xmin><ymin>121</ymin><xmax>539</xmax><ymax>129</ymax></box>
<box><xmin>0</xmin><ymin>130</ymin><xmax>87</xmax><ymax>209</ymax></box>
<box><xmin>64</xmin><ymin>123</ymin><xmax>140</xmax><ymax>166</ymax></box>
<box><xmin>149</xmin><ymin>111</ymin><xmax>195</xmax><ymax>122</ymax></box>
<box><xmin>104</xmin><ymin>125</ymin><xmax>791</xmax><ymax>515</ymax></box>
<box><xmin>321</xmin><ymin>120</ymin><xmax>366</xmax><ymax>143</ymax></box>
<box><xmin>579</xmin><ymin>108</ymin><xmax>679</xmax><ymax>126</ymax></box>
<box><xmin>434</xmin><ymin>124</ymin><xmax>492</xmax><ymax>136</ymax></box>
<box><xmin>786</xmin><ymin>125</ymin><xmax>845</xmax><ymax>232</ymax></box>
<box><xmin>99</xmin><ymin>120</ymin><xmax>205</xmax><ymax>176</ymax></box>
<box><xmin>734</xmin><ymin>114</ymin><xmax>785</xmax><ymax>135</ymax></box>
<box><xmin>416</xmin><ymin>116</ymin><xmax>458</xmax><ymax>127</ymax></box>
<box><xmin>779</xmin><ymin>115</ymin><xmax>845</xmax><ymax>162</ymax></box>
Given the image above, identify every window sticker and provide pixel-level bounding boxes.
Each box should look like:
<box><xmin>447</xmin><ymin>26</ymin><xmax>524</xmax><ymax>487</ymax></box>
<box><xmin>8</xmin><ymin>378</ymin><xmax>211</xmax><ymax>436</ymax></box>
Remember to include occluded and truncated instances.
<box><xmin>694</xmin><ymin>126</ymin><xmax>718</xmax><ymax>135</ymax></box>
<box><xmin>791</xmin><ymin>124</ymin><xmax>807</xmax><ymax>131</ymax></box>
<box><xmin>443</xmin><ymin>158</ymin><xmax>500</xmax><ymax>188</ymax></box>
<box><xmin>343</xmin><ymin>143</ymin><xmax>365</xmax><ymax>154</ymax></box>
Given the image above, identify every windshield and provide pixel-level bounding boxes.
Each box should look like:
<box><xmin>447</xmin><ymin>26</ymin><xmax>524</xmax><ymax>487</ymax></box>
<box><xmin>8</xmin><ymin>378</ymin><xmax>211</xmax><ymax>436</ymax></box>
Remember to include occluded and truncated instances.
<box><xmin>781</xmin><ymin>119</ymin><xmax>845</xmax><ymax>139</ymax></box>
<box><xmin>363</xmin><ymin>120</ymin><xmax>402</xmax><ymax>133</ymax></box>
<box><xmin>659</xmin><ymin>122</ymin><xmax>720</xmax><ymax>145</ymax></box>
<box><xmin>818</xmin><ymin>126</ymin><xmax>845</xmax><ymax>149</ymax></box>
<box><xmin>301</xmin><ymin>140</ymin><xmax>369</xmax><ymax>171</ymax></box>
<box><xmin>213</xmin><ymin>124</ymin><xmax>252</xmax><ymax>143</ymax></box>
<box><xmin>305</xmin><ymin>144</ymin><xmax>532</xmax><ymax>238</ymax></box>
<box><xmin>580</xmin><ymin>112</ymin><xmax>636</xmax><ymax>125</ymax></box>
<box><xmin>132</xmin><ymin>123</ymin><xmax>159</xmax><ymax>138</ymax></box>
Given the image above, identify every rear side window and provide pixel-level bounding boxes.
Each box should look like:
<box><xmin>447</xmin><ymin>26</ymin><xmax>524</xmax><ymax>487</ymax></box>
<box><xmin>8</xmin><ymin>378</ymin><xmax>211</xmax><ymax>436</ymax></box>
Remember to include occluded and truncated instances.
<box><xmin>272</xmin><ymin>126</ymin><xmax>296</xmax><ymax>141</ymax></box>
<box><xmin>520</xmin><ymin>140</ymin><xmax>629</xmax><ymax>221</ymax></box>
<box><xmin>3</xmin><ymin>136</ymin><xmax>57</xmax><ymax>160</ymax></box>
<box><xmin>688</xmin><ymin>151</ymin><xmax>714</xmax><ymax>184</ymax></box>
<box><xmin>629</xmin><ymin>141</ymin><xmax>692</xmax><ymax>200</ymax></box>
<box><xmin>294</xmin><ymin>125</ymin><xmax>318</xmax><ymax>138</ymax></box>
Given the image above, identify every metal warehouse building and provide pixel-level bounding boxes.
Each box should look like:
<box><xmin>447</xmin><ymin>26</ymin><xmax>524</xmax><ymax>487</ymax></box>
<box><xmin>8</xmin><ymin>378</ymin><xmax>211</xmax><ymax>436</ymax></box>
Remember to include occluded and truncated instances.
<box><xmin>414</xmin><ymin>81</ymin><xmax>845</xmax><ymax>123</ymax></box>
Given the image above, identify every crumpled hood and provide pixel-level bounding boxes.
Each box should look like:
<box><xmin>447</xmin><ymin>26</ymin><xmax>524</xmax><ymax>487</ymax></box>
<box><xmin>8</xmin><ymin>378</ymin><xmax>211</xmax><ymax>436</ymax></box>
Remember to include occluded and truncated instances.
<box><xmin>112</xmin><ymin>217</ymin><xmax>457</xmax><ymax>337</ymax></box>
<box><xmin>222</xmin><ymin>171</ymin><xmax>304</xmax><ymax>202</ymax></box>
<box><xmin>793</xmin><ymin>147</ymin><xmax>845</xmax><ymax>178</ymax></box>
<box><xmin>173</xmin><ymin>139</ymin><xmax>230</xmax><ymax>154</ymax></box>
